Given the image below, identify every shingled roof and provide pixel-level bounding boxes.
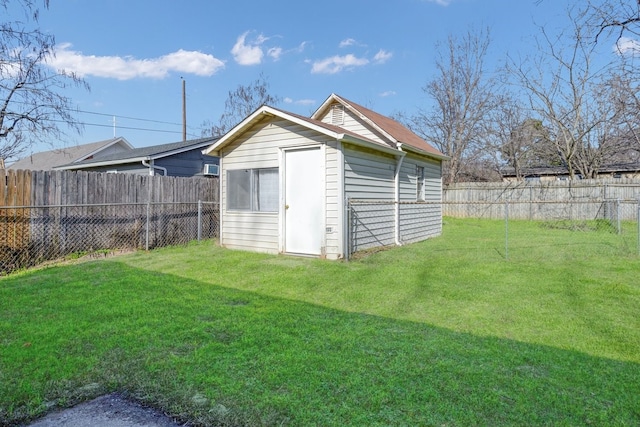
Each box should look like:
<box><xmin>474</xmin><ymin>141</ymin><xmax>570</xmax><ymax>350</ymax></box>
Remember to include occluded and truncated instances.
<box><xmin>57</xmin><ymin>137</ymin><xmax>218</xmax><ymax>169</ymax></box>
<box><xmin>8</xmin><ymin>137</ymin><xmax>133</xmax><ymax>171</ymax></box>
<box><xmin>312</xmin><ymin>93</ymin><xmax>445</xmax><ymax>158</ymax></box>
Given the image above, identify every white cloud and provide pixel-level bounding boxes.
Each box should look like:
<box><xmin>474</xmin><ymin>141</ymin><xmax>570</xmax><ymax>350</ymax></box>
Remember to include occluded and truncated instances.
<box><xmin>379</xmin><ymin>90</ymin><xmax>396</xmax><ymax>97</ymax></box>
<box><xmin>311</xmin><ymin>54</ymin><xmax>369</xmax><ymax>74</ymax></box>
<box><xmin>373</xmin><ymin>49</ymin><xmax>393</xmax><ymax>64</ymax></box>
<box><xmin>268</xmin><ymin>47</ymin><xmax>283</xmax><ymax>61</ymax></box>
<box><xmin>231</xmin><ymin>31</ymin><xmax>266</xmax><ymax>65</ymax></box>
<box><xmin>423</xmin><ymin>0</ymin><xmax>453</xmax><ymax>5</ymax></box>
<box><xmin>339</xmin><ymin>38</ymin><xmax>357</xmax><ymax>48</ymax></box>
<box><xmin>615</xmin><ymin>37</ymin><xmax>640</xmax><ymax>56</ymax></box>
<box><xmin>47</xmin><ymin>43</ymin><xmax>225</xmax><ymax>80</ymax></box>
<box><xmin>284</xmin><ymin>97</ymin><xmax>316</xmax><ymax>106</ymax></box>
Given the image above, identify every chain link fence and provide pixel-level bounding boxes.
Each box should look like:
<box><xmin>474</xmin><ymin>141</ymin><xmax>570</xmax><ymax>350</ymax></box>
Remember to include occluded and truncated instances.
<box><xmin>348</xmin><ymin>198</ymin><xmax>640</xmax><ymax>260</ymax></box>
<box><xmin>347</xmin><ymin>200</ymin><xmax>443</xmax><ymax>256</ymax></box>
<box><xmin>0</xmin><ymin>202</ymin><xmax>219</xmax><ymax>275</ymax></box>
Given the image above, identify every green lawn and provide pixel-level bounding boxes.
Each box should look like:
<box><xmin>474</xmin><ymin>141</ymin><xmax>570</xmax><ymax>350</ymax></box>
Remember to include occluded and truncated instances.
<box><xmin>1</xmin><ymin>218</ymin><xmax>639</xmax><ymax>426</ymax></box>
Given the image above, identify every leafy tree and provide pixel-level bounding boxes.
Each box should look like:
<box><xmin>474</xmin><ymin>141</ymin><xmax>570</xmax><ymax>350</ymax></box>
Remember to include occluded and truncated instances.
<box><xmin>203</xmin><ymin>73</ymin><xmax>280</xmax><ymax>137</ymax></box>
<box><xmin>0</xmin><ymin>0</ymin><xmax>88</xmax><ymax>163</ymax></box>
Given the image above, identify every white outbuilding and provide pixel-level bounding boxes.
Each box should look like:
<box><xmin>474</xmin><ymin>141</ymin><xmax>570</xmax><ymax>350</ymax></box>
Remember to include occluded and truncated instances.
<box><xmin>204</xmin><ymin>93</ymin><xmax>448</xmax><ymax>259</ymax></box>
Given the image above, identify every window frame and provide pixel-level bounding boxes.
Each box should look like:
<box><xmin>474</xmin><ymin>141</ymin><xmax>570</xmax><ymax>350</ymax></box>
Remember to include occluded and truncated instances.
<box><xmin>416</xmin><ymin>165</ymin><xmax>425</xmax><ymax>201</ymax></box>
<box><xmin>227</xmin><ymin>167</ymin><xmax>279</xmax><ymax>212</ymax></box>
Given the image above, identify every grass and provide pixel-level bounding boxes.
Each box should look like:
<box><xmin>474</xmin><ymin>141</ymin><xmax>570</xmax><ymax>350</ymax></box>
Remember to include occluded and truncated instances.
<box><xmin>1</xmin><ymin>218</ymin><xmax>639</xmax><ymax>425</ymax></box>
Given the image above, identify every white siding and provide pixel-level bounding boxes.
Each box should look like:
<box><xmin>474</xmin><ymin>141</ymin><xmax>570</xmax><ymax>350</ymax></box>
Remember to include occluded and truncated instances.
<box><xmin>319</xmin><ymin>102</ymin><xmax>392</xmax><ymax>146</ymax></box>
<box><xmin>220</xmin><ymin>116</ymin><xmax>339</xmax><ymax>256</ymax></box>
<box><xmin>324</xmin><ymin>141</ymin><xmax>341</xmax><ymax>259</ymax></box>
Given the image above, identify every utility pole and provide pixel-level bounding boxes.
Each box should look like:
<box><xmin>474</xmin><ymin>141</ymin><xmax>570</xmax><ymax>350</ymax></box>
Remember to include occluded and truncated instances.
<box><xmin>182</xmin><ymin>78</ymin><xmax>187</xmax><ymax>141</ymax></box>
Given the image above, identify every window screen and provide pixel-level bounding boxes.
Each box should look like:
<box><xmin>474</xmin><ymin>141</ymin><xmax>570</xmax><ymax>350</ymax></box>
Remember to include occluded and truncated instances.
<box><xmin>416</xmin><ymin>166</ymin><xmax>425</xmax><ymax>201</ymax></box>
<box><xmin>228</xmin><ymin>168</ymin><xmax>278</xmax><ymax>212</ymax></box>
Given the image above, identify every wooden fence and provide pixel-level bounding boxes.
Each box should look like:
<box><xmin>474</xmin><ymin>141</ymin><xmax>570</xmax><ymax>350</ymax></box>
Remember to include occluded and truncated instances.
<box><xmin>1</xmin><ymin>169</ymin><xmax>219</xmax><ymax>260</ymax></box>
<box><xmin>443</xmin><ymin>179</ymin><xmax>640</xmax><ymax>220</ymax></box>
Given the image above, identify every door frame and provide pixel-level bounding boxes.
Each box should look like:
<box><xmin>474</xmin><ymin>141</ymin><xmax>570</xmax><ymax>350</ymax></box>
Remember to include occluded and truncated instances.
<box><xmin>279</xmin><ymin>144</ymin><xmax>326</xmax><ymax>255</ymax></box>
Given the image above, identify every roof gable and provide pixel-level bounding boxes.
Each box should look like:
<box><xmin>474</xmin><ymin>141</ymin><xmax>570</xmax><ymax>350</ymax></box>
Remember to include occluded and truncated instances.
<box><xmin>8</xmin><ymin>137</ymin><xmax>133</xmax><ymax>171</ymax></box>
<box><xmin>312</xmin><ymin>94</ymin><xmax>445</xmax><ymax>158</ymax></box>
<box><xmin>205</xmin><ymin>103</ymin><xmax>444</xmax><ymax>160</ymax></box>
<box><xmin>55</xmin><ymin>137</ymin><xmax>219</xmax><ymax>170</ymax></box>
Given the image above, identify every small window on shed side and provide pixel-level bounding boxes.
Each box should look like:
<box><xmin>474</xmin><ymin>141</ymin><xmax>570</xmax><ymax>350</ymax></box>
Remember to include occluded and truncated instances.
<box><xmin>416</xmin><ymin>165</ymin><xmax>425</xmax><ymax>201</ymax></box>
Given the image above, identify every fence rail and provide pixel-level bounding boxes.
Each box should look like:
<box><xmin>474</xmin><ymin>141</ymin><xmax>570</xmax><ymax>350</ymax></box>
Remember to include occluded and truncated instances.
<box><xmin>444</xmin><ymin>179</ymin><xmax>640</xmax><ymax>205</ymax></box>
<box><xmin>0</xmin><ymin>202</ymin><xmax>219</xmax><ymax>275</ymax></box>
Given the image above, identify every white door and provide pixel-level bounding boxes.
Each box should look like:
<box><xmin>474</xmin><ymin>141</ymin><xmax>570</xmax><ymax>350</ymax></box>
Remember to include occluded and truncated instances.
<box><xmin>285</xmin><ymin>148</ymin><xmax>323</xmax><ymax>255</ymax></box>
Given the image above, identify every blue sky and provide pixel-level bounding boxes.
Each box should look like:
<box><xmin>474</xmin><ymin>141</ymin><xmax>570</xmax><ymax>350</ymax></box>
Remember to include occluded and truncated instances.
<box><xmin>28</xmin><ymin>0</ymin><xmax>577</xmax><ymax>152</ymax></box>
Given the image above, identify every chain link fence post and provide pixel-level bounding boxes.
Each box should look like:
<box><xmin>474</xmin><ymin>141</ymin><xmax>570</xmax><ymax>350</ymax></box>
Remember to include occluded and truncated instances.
<box><xmin>145</xmin><ymin>201</ymin><xmax>150</xmax><ymax>251</ymax></box>
<box><xmin>505</xmin><ymin>199</ymin><xmax>509</xmax><ymax>260</ymax></box>
<box><xmin>616</xmin><ymin>198</ymin><xmax>621</xmax><ymax>235</ymax></box>
<box><xmin>197</xmin><ymin>200</ymin><xmax>202</xmax><ymax>242</ymax></box>
<box><xmin>345</xmin><ymin>197</ymin><xmax>351</xmax><ymax>262</ymax></box>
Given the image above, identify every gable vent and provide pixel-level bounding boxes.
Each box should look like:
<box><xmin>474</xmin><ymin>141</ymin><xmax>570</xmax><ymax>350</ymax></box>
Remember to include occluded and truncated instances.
<box><xmin>331</xmin><ymin>104</ymin><xmax>345</xmax><ymax>125</ymax></box>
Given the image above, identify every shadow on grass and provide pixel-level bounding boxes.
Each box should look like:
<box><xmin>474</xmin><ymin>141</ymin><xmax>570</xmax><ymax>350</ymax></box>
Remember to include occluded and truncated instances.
<box><xmin>1</xmin><ymin>262</ymin><xmax>639</xmax><ymax>426</ymax></box>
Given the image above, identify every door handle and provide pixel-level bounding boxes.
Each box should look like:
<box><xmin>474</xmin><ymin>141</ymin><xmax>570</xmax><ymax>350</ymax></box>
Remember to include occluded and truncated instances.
<box><xmin>285</xmin><ymin>204</ymin><xmax>290</xmax><ymax>210</ymax></box>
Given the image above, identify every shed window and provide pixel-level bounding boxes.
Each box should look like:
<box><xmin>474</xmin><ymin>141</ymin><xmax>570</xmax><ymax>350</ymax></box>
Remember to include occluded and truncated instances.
<box><xmin>227</xmin><ymin>168</ymin><xmax>278</xmax><ymax>212</ymax></box>
<box><xmin>416</xmin><ymin>166</ymin><xmax>425</xmax><ymax>201</ymax></box>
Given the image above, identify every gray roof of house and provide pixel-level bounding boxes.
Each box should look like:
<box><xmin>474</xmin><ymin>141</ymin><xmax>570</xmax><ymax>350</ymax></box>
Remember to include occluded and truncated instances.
<box><xmin>8</xmin><ymin>137</ymin><xmax>132</xmax><ymax>171</ymax></box>
<box><xmin>55</xmin><ymin>137</ymin><xmax>219</xmax><ymax>169</ymax></box>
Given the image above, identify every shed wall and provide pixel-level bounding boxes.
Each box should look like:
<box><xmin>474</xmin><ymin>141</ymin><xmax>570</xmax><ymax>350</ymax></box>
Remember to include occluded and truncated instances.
<box><xmin>399</xmin><ymin>154</ymin><xmax>443</xmax><ymax>243</ymax></box>
<box><xmin>220</xmin><ymin>117</ymin><xmax>340</xmax><ymax>257</ymax></box>
<box><xmin>344</xmin><ymin>144</ymin><xmax>397</xmax><ymax>249</ymax></box>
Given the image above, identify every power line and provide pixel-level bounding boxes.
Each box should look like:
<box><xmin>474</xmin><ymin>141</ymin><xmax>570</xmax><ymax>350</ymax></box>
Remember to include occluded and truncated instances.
<box><xmin>7</xmin><ymin>99</ymin><xmax>210</xmax><ymax>134</ymax></box>
<box><xmin>50</xmin><ymin>118</ymin><xmax>203</xmax><ymax>139</ymax></box>
<box><xmin>76</xmin><ymin>108</ymin><xmax>185</xmax><ymax>127</ymax></box>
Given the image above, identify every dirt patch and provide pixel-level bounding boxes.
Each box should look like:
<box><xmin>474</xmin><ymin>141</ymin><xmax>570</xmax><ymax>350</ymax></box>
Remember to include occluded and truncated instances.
<box><xmin>26</xmin><ymin>393</ymin><xmax>186</xmax><ymax>427</ymax></box>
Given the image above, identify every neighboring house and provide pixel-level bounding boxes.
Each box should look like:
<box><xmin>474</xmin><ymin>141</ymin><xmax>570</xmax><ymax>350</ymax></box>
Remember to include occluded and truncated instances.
<box><xmin>7</xmin><ymin>137</ymin><xmax>133</xmax><ymax>171</ymax></box>
<box><xmin>502</xmin><ymin>163</ymin><xmax>640</xmax><ymax>182</ymax></box>
<box><xmin>55</xmin><ymin>137</ymin><xmax>220</xmax><ymax>177</ymax></box>
<box><xmin>204</xmin><ymin>93</ymin><xmax>448</xmax><ymax>260</ymax></box>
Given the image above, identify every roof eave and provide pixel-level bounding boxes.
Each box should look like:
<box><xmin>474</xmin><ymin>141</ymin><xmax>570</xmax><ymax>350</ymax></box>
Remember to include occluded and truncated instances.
<box><xmin>54</xmin><ymin>156</ymin><xmax>150</xmax><ymax>170</ymax></box>
<box><xmin>340</xmin><ymin>134</ymin><xmax>402</xmax><ymax>156</ymax></box>
<box><xmin>398</xmin><ymin>143</ymin><xmax>450</xmax><ymax>161</ymax></box>
<box><xmin>148</xmin><ymin>140</ymin><xmax>217</xmax><ymax>160</ymax></box>
<box><xmin>310</xmin><ymin>93</ymin><xmax>339</xmax><ymax>120</ymax></box>
<box><xmin>204</xmin><ymin>106</ymin><xmax>341</xmax><ymax>156</ymax></box>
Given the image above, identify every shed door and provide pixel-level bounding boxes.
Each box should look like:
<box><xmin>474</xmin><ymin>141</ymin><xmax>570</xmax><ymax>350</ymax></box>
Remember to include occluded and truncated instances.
<box><xmin>285</xmin><ymin>148</ymin><xmax>323</xmax><ymax>255</ymax></box>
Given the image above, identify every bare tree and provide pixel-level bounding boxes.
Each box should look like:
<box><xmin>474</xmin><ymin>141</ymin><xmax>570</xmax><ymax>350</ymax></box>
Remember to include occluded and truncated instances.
<box><xmin>403</xmin><ymin>29</ymin><xmax>498</xmax><ymax>185</ymax></box>
<box><xmin>0</xmin><ymin>0</ymin><xmax>88</xmax><ymax>163</ymax></box>
<box><xmin>490</xmin><ymin>96</ymin><xmax>551</xmax><ymax>180</ymax></box>
<box><xmin>203</xmin><ymin>73</ymin><xmax>281</xmax><ymax>137</ymax></box>
<box><xmin>507</xmin><ymin>6</ymin><xmax>629</xmax><ymax>179</ymax></box>
<box><xmin>583</xmin><ymin>0</ymin><xmax>640</xmax><ymax>42</ymax></box>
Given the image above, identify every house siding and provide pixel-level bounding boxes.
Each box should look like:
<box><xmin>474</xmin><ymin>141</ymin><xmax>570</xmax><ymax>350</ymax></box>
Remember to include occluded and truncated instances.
<box><xmin>91</xmin><ymin>143</ymin><xmax>130</xmax><ymax>159</ymax></box>
<box><xmin>325</xmin><ymin>141</ymin><xmax>341</xmax><ymax>258</ymax></box>
<box><xmin>399</xmin><ymin>155</ymin><xmax>443</xmax><ymax>243</ymax></box>
<box><xmin>344</xmin><ymin>144</ymin><xmax>397</xmax><ymax>250</ymax></box>
<box><xmin>318</xmin><ymin>102</ymin><xmax>391</xmax><ymax>146</ymax></box>
<box><xmin>156</xmin><ymin>150</ymin><xmax>218</xmax><ymax>177</ymax></box>
<box><xmin>220</xmin><ymin>117</ymin><xmax>337</xmax><ymax>256</ymax></box>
